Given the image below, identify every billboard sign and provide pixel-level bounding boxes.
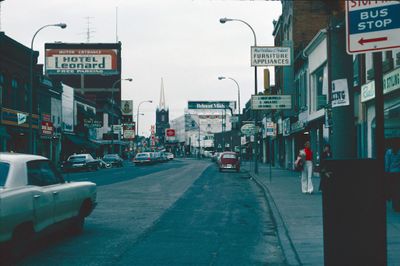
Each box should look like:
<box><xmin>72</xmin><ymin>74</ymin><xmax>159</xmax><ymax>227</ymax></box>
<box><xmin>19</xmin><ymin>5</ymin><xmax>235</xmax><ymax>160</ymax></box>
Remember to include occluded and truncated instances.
<box><xmin>45</xmin><ymin>49</ymin><xmax>118</xmax><ymax>75</ymax></box>
<box><xmin>346</xmin><ymin>1</ymin><xmax>400</xmax><ymax>54</ymax></box>
<box><xmin>121</xmin><ymin>100</ymin><xmax>133</xmax><ymax>116</ymax></box>
<box><xmin>251</xmin><ymin>46</ymin><xmax>291</xmax><ymax>66</ymax></box>
<box><xmin>251</xmin><ymin>95</ymin><xmax>292</xmax><ymax>110</ymax></box>
<box><xmin>241</xmin><ymin>124</ymin><xmax>257</xmax><ymax>136</ymax></box>
<box><xmin>188</xmin><ymin>101</ymin><xmax>235</xmax><ymax>110</ymax></box>
<box><xmin>123</xmin><ymin>123</ymin><xmax>135</xmax><ymax>140</ymax></box>
<box><xmin>165</xmin><ymin>128</ymin><xmax>176</xmax><ymax>137</ymax></box>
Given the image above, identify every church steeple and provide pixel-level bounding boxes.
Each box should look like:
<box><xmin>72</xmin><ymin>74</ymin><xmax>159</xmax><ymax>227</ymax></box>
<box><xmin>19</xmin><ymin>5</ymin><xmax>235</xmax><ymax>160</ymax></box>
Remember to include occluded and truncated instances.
<box><xmin>158</xmin><ymin>77</ymin><xmax>167</xmax><ymax>111</ymax></box>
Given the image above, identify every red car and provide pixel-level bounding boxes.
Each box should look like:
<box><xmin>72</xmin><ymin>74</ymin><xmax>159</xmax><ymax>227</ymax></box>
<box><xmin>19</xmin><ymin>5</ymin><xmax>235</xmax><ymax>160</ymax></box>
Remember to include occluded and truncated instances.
<box><xmin>218</xmin><ymin>152</ymin><xmax>240</xmax><ymax>172</ymax></box>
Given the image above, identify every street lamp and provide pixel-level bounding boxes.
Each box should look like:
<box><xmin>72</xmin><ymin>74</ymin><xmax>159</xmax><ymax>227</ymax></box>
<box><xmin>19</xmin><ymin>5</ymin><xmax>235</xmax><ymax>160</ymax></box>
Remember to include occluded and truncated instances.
<box><xmin>219</xmin><ymin>17</ymin><xmax>257</xmax><ymax>95</ymax></box>
<box><xmin>220</xmin><ymin>17</ymin><xmax>259</xmax><ymax>173</ymax></box>
<box><xmin>136</xmin><ymin>100</ymin><xmax>152</xmax><ymax>138</ymax></box>
<box><xmin>28</xmin><ymin>23</ymin><xmax>67</xmax><ymax>154</ymax></box>
<box><xmin>110</xmin><ymin>78</ymin><xmax>133</xmax><ymax>154</ymax></box>
<box><xmin>218</xmin><ymin>76</ymin><xmax>241</xmax><ymax>115</ymax></box>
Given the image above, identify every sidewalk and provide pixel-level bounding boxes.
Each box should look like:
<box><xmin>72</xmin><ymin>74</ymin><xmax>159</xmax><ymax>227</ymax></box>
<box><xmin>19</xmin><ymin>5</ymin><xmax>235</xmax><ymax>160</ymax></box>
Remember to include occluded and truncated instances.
<box><xmin>243</xmin><ymin>162</ymin><xmax>400</xmax><ymax>266</ymax></box>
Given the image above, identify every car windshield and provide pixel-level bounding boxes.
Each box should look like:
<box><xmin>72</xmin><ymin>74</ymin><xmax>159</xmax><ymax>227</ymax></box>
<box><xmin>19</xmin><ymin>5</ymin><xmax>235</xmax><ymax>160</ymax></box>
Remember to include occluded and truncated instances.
<box><xmin>104</xmin><ymin>154</ymin><xmax>117</xmax><ymax>158</ymax></box>
<box><xmin>69</xmin><ymin>155</ymin><xmax>86</xmax><ymax>160</ymax></box>
<box><xmin>222</xmin><ymin>154</ymin><xmax>236</xmax><ymax>159</ymax></box>
<box><xmin>136</xmin><ymin>153</ymin><xmax>149</xmax><ymax>158</ymax></box>
<box><xmin>0</xmin><ymin>162</ymin><xmax>10</xmax><ymax>186</ymax></box>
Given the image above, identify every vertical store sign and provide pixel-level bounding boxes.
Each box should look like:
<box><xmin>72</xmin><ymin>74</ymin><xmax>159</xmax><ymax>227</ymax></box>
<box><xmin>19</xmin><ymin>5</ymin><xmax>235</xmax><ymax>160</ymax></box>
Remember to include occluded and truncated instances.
<box><xmin>346</xmin><ymin>1</ymin><xmax>400</xmax><ymax>54</ymax></box>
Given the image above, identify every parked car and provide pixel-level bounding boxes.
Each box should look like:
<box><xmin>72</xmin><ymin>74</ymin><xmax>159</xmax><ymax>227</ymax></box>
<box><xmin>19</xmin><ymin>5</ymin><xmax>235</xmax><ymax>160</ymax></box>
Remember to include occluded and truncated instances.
<box><xmin>211</xmin><ymin>152</ymin><xmax>220</xmax><ymax>163</ymax></box>
<box><xmin>165</xmin><ymin>152</ymin><xmax>174</xmax><ymax>160</ymax></box>
<box><xmin>61</xmin><ymin>154</ymin><xmax>99</xmax><ymax>172</ymax></box>
<box><xmin>133</xmin><ymin>152</ymin><xmax>154</xmax><ymax>165</ymax></box>
<box><xmin>218</xmin><ymin>152</ymin><xmax>240</xmax><ymax>172</ymax></box>
<box><xmin>0</xmin><ymin>153</ymin><xmax>97</xmax><ymax>258</ymax></box>
<box><xmin>102</xmin><ymin>154</ymin><xmax>123</xmax><ymax>168</ymax></box>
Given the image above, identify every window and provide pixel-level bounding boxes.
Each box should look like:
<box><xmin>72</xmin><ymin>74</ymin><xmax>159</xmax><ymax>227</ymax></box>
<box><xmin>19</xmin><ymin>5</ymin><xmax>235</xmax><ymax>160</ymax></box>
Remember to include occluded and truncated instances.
<box><xmin>0</xmin><ymin>74</ymin><xmax>4</xmax><ymax>84</ymax></box>
<box><xmin>0</xmin><ymin>162</ymin><xmax>10</xmax><ymax>186</ymax></box>
<box><xmin>11</xmin><ymin>79</ymin><xmax>18</xmax><ymax>89</ymax></box>
<box><xmin>311</xmin><ymin>64</ymin><xmax>328</xmax><ymax>111</ymax></box>
<box><xmin>27</xmin><ymin>160</ymin><xmax>64</xmax><ymax>186</ymax></box>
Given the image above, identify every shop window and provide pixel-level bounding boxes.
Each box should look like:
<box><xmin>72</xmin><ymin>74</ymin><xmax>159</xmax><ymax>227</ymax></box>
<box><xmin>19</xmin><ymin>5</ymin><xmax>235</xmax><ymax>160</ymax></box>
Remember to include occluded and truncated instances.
<box><xmin>11</xmin><ymin>79</ymin><xmax>18</xmax><ymax>89</ymax></box>
<box><xmin>311</xmin><ymin>64</ymin><xmax>328</xmax><ymax>112</ymax></box>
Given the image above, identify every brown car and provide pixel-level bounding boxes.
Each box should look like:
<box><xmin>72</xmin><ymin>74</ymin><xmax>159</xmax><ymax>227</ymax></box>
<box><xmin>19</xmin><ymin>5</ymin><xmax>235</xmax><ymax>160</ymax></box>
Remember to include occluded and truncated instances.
<box><xmin>218</xmin><ymin>152</ymin><xmax>240</xmax><ymax>172</ymax></box>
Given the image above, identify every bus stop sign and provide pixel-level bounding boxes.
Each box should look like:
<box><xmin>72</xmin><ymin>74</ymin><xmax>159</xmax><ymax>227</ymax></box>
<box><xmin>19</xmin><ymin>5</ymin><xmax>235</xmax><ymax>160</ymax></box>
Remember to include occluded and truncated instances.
<box><xmin>346</xmin><ymin>1</ymin><xmax>400</xmax><ymax>54</ymax></box>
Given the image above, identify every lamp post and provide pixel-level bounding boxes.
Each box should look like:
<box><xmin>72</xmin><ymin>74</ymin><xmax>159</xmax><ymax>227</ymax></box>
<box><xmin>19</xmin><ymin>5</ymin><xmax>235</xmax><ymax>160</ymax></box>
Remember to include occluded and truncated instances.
<box><xmin>218</xmin><ymin>76</ymin><xmax>242</xmax><ymax>155</ymax></box>
<box><xmin>136</xmin><ymin>100</ymin><xmax>152</xmax><ymax>139</ymax></box>
<box><xmin>218</xmin><ymin>76</ymin><xmax>241</xmax><ymax>115</ymax></box>
<box><xmin>28</xmin><ymin>23</ymin><xmax>66</xmax><ymax>154</ymax></box>
<box><xmin>220</xmin><ymin>17</ymin><xmax>259</xmax><ymax>173</ymax></box>
<box><xmin>110</xmin><ymin>78</ymin><xmax>132</xmax><ymax>154</ymax></box>
<box><xmin>219</xmin><ymin>18</ymin><xmax>257</xmax><ymax>95</ymax></box>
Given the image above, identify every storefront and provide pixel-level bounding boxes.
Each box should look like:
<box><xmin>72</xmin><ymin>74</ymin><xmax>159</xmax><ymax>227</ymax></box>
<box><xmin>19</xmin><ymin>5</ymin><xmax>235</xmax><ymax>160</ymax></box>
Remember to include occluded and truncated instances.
<box><xmin>1</xmin><ymin>108</ymin><xmax>39</xmax><ymax>153</ymax></box>
<box><xmin>362</xmin><ymin>67</ymin><xmax>400</xmax><ymax>157</ymax></box>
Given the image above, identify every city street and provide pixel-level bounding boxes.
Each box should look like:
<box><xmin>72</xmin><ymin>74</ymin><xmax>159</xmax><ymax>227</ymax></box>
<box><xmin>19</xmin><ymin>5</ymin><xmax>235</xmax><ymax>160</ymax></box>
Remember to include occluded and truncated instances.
<box><xmin>18</xmin><ymin>159</ymin><xmax>285</xmax><ymax>266</ymax></box>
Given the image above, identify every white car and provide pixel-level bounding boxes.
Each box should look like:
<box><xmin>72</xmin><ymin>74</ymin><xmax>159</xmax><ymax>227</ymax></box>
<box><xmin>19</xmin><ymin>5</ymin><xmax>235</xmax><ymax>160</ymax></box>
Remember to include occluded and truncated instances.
<box><xmin>165</xmin><ymin>152</ymin><xmax>174</xmax><ymax>160</ymax></box>
<box><xmin>0</xmin><ymin>153</ymin><xmax>97</xmax><ymax>257</ymax></box>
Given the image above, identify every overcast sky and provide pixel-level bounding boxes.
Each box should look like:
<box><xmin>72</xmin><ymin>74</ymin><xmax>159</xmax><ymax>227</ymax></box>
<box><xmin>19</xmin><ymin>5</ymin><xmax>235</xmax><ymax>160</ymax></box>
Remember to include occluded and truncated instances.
<box><xmin>2</xmin><ymin>0</ymin><xmax>281</xmax><ymax>136</ymax></box>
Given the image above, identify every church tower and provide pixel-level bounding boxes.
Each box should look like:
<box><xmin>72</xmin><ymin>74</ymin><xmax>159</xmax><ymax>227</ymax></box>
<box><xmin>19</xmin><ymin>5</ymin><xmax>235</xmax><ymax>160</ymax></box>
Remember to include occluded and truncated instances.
<box><xmin>156</xmin><ymin>78</ymin><xmax>170</xmax><ymax>146</ymax></box>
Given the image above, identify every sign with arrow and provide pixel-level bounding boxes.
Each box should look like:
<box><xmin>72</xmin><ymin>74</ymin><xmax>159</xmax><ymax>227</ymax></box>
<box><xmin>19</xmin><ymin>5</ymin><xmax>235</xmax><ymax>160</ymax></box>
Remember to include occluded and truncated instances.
<box><xmin>346</xmin><ymin>1</ymin><xmax>400</xmax><ymax>54</ymax></box>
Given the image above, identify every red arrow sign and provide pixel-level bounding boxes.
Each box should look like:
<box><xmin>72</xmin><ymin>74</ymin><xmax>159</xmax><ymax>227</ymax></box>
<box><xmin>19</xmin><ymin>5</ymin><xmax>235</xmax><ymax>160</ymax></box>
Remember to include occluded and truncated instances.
<box><xmin>358</xmin><ymin>37</ymin><xmax>388</xmax><ymax>45</ymax></box>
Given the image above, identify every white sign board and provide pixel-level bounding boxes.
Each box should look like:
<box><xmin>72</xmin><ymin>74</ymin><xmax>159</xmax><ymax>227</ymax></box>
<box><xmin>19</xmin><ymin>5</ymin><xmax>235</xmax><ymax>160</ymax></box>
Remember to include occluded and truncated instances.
<box><xmin>346</xmin><ymin>1</ymin><xmax>400</xmax><ymax>54</ymax></box>
<box><xmin>331</xmin><ymin>79</ymin><xmax>350</xmax><ymax>108</ymax></box>
<box><xmin>241</xmin><ymin>124</ymin><xmax>257</xmax><ymax>136</ymax></box>
<box><xmin>251</xmin><ymin>95</ymin><xmax>292</xmax><ymax>110</ymax></box>
<box><xmin>361</xmin><ymin>66</ymin><xmax>400</xmax><ymax>102</ymax></box>
<box><xmin>266</xmin><ymin>122</ymin><xmax>276</xmax><ymax>137</ymax></box>
<box><xmin>229</xmin><ymin>116</ymin><xmax>239</xmax><ymax>123</ymax></box>
<box><xmin>251</xmin><ymin>46</ymin><xmax>291</xmax><ymax>66</ymax></box>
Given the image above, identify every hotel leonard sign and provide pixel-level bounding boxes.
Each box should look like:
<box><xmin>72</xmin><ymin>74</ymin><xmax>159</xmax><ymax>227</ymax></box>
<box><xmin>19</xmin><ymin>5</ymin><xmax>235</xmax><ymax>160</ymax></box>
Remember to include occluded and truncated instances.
<box><xmin>361</xmin><ymin>66</ymin><xmax>400</xmax><ymax>102</ymax></box>
<box><xmin>45</xmin><ymin>49</ymin><xmax>118</xmax><ymax>75</ymax></box>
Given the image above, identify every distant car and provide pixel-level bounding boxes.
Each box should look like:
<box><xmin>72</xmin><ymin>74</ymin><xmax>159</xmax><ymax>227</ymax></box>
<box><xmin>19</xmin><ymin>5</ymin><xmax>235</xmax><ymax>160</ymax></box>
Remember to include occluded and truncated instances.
<box><xmin>62</xmin><ymin>154</ymin><xmax>99</xmax><ymax>172</ymax></box>
<box><xmin>102</xmin><ymin>154</ymin><xmax>123</xmax><ymax>168</ymax></box>
<box><xmin>211</xmin><ymin>152</ymin><xmax>220</xmax><ymax>163</ymax></box>
<box><xmin>165</xmin><ymin>152</ymin><xmax>174</xmax><ymax>160</ymax></box>
<box><xmin>0</xmin><ymin>153</ymin><xmax>97</xmax><ymax>258</ymax></box>
<box><xmin>133</xmin><ymin>152</ymin><xmax>153</xmax><ymax>165</ymax></box>
<box><xmin>218</xmin><ymin>152</ymin><xmax>240</xmax><ymax>172</ymax></box>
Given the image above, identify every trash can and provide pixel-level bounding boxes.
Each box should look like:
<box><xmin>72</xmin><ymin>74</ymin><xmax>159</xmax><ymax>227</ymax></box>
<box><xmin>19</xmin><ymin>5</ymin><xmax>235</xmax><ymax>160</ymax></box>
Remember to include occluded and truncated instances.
<box><xmin>322</xmin><ymin>159</ymin><xmax>386</xmax><ymax>266</ymax></box>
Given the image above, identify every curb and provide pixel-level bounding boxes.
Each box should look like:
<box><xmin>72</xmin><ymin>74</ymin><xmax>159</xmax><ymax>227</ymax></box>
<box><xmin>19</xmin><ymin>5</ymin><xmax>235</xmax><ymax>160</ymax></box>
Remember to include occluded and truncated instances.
<box><xmin>246</xmin><ymin>168</ymin><xmax>302</xmax><ymax>266</ymax></box>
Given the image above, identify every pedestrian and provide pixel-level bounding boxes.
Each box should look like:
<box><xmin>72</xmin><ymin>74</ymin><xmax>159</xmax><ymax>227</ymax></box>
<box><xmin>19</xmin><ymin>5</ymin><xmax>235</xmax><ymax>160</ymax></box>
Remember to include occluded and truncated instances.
<box><xmin>318</xmin><ymin>143</ymin><xmax>332</xmax><ymax>192</ymax></box>
<box><xmin>297</xmin><ymin>141</ymin><xmax>314</xmax><ymax>194</ymax></box>
<box><xmin>385</xmin><ymin>140</ymin><xmax>400</xmax><ymax>212</ymax></box>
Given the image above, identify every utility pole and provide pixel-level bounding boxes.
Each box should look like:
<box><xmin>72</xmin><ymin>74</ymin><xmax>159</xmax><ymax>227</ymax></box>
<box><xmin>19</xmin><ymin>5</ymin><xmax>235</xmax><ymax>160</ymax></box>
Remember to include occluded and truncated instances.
<box><xmin>328</xmin><ymin>14</ymin><xmax>356</xmax><ymax>158</ymax></box>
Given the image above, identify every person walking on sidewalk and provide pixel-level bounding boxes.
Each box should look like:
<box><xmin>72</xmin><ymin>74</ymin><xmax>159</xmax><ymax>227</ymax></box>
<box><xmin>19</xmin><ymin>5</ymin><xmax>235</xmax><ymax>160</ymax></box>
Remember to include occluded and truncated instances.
<box><xmin>298</xmin><ymin>141</ymin><xmax>314</xmax><ymax>194</ymax></box>
<box><xmin>319</xmin><ymin>143</ymin><xmax>332</xmax><ymax>192</ymax></box>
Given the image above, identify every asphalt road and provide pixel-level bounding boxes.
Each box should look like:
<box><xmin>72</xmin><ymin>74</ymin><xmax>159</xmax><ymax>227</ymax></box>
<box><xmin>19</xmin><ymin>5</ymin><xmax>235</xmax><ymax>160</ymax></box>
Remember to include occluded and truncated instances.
<box><xmin>17</xmin><ymin>159</ymin><xmax>285</xmax><ymax>266</ymax></box>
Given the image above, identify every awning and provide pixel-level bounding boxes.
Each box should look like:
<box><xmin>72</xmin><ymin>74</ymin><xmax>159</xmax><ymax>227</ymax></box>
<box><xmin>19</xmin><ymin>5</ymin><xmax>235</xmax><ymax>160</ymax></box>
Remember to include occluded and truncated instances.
<box><xmin>0</xmin><ymin>126</ymin><xmax>10</xmax><ymax>139</ymax></box>
<box><xmin>64</xmin><ymin>134</ymin><xmax>99</xmax><ymax>150</ymax></box>
<box><xmin>91</xmin><ymin>139</ymin><xmax>130</xmax><ymax>146</ymax></box>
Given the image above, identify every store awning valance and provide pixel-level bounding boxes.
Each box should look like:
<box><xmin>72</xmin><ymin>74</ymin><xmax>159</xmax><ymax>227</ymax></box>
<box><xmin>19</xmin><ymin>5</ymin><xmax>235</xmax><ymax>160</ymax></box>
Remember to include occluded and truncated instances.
<box><xmin>64</xmin><ymin>134</ymin><xmax>99</xmax><ymax>150</ymax></box>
